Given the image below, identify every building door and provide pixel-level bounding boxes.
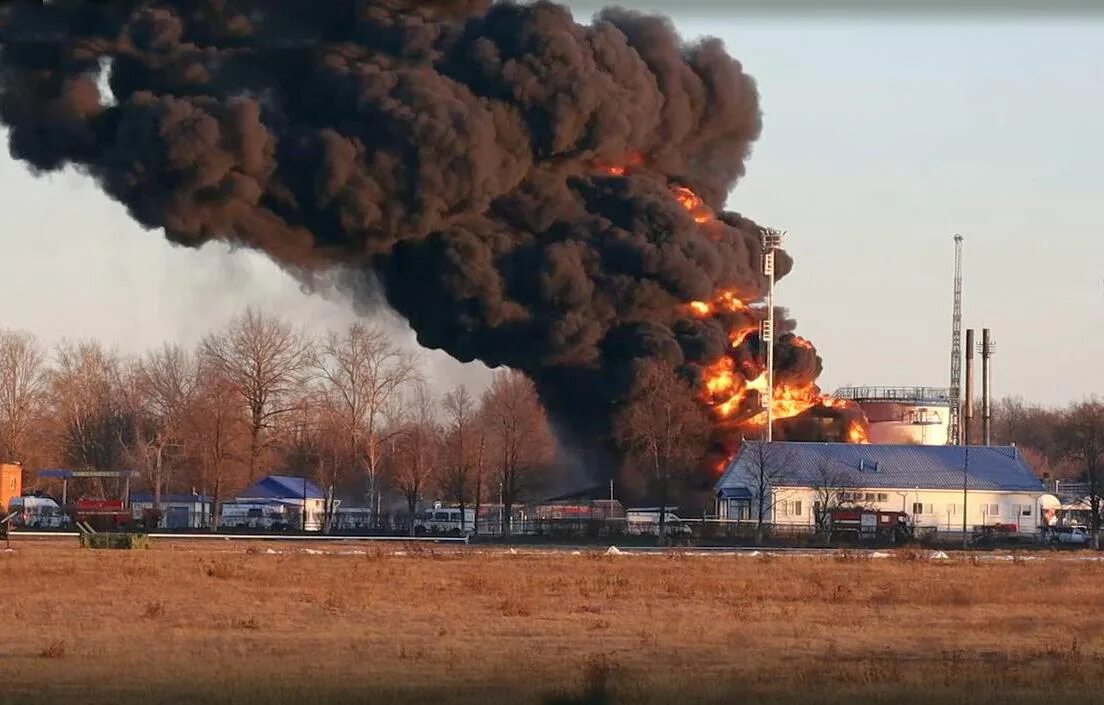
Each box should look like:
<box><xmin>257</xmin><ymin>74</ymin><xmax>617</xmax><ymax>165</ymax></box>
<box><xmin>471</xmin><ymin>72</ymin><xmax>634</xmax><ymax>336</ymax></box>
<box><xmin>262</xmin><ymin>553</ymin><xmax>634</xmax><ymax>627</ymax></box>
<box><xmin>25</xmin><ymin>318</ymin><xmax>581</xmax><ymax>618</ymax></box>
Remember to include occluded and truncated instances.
<box><xmin>167</xmin><ymin>506</ymin><xmax>188</xmax><ymax>529</ymax></box>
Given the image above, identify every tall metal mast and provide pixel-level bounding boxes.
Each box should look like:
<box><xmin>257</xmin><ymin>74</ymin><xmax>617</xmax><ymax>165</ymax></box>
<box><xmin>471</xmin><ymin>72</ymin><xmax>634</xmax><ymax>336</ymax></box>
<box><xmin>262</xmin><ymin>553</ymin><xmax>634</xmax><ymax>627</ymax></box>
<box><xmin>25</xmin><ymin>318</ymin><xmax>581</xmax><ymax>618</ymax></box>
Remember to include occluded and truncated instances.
<box><xmin>948</xmin><ymin>235</ymin><xmax>964</xmax><ymax>446</ymax></box>
<box><xmin>761</xmin><ymin>228</ymin><xmax>784</xmax><ymax>442</ymax></box>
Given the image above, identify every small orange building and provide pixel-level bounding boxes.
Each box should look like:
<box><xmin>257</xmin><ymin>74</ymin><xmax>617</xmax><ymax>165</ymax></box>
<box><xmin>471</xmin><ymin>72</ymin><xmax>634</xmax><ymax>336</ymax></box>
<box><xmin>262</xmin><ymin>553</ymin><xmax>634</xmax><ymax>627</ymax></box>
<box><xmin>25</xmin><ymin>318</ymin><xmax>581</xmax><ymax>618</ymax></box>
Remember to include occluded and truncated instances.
<box><xmin>0</xmin><ymin>463</ymin><xmax>23</xmax><ymax>512</ymax></box>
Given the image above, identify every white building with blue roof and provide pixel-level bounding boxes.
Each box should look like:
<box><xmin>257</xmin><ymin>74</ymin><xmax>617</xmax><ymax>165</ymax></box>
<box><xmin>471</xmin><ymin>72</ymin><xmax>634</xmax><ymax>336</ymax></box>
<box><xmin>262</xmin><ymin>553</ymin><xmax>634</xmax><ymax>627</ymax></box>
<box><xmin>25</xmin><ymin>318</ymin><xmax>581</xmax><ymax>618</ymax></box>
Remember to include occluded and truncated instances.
<box><xmin>225</xmin><ymin>475</ymin><xmax>331</xmax><ymax>531</ymax></box>
<box><xmin>715</xmin><ymin>442</ymin><xmax>1059</xmax><ymax>535</ymax></box>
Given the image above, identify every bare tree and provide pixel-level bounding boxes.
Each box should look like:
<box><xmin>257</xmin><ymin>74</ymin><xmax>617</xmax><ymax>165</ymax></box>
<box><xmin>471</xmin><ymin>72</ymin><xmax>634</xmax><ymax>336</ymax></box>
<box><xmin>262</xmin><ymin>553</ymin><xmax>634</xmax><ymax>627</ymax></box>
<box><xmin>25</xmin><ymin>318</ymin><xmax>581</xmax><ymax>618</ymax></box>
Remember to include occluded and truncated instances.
<box><xmin>50</xmin><ymin>341</ymin><xmax>130</xmax><ymax>484</ymax></box>
<box><xmin>186</xmin><ymin>361</ymin><xmax>246</xmax><ymax>529</ymax></box>
<box><xmin>393</xmin><ymin>383</ymin><xmax>441</xmax><ymax>536</ymax></box>
<box><xmin>482</xmin><ymin>371</ymin><xmax>555</xmax><ymax>537</ymax></box>
<box><xmin>310</xmin><ymin>322</ymin><xmax>420</xmax><ymax>523</ymax></box>
<box><xmin>118</xmin><ymin>345</ymin><xmax>198</xmax><ymax>516</ymax></box>
<box><xmin>810</xmin><ymin>452</ymin><xmax>849</xmax><ymax>545</ymax></box>
<box><xmin>439</xmin><ymin>385</ymin><xmax>476</xmax><ymax>531</ymax></box>
<box><xmin>471</xmin><ymin>416</ymin><xmax>489</xmax><ymax>536</ymax></box>
<box><xmin>739</xmin><ymin>441</ymin><xmax>796</xmax><ymax>544</ymax></box>
<box><xmin>0</xmin><ymin>330</ymin><xmax>47</xmax><ymax>462</ymax></box>
<box><xmin>1060</xmin><ymin>399</ymin><xmax>1104</xmax><ymax>549</ymax></box>
<box><xmin>202</xmin><ymin>308</ymin><xmax>309</xmax><ymax>483</ymax></box>
<box><xmin>613</xmin><ymin>361</ymin><xmax>709</xmax><ymax>543</ymax></box>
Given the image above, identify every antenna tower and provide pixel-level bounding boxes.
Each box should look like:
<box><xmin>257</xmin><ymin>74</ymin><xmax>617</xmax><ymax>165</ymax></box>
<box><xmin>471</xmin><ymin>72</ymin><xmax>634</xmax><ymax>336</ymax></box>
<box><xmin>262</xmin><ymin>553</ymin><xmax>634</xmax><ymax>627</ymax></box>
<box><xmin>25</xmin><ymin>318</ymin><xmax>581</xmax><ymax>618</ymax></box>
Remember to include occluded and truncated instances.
<box><xmin>948</xmin><ymin>235</ymin><xmax>964</xmax><ymax>445</ymax></box>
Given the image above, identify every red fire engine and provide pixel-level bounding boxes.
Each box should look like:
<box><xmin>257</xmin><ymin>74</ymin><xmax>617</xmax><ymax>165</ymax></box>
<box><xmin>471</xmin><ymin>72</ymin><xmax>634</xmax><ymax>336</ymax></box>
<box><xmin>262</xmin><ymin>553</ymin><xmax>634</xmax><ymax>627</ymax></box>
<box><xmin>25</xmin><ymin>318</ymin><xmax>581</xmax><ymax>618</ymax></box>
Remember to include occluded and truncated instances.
<box><xmin>829</xmin><ymin>508</ymin><xmax>912</xmax><ymax>544</ymax></box>
<box><xmin>68</xmin><ymin>498</ymin><xmax>160</xmax><ymax>533</ymax></box>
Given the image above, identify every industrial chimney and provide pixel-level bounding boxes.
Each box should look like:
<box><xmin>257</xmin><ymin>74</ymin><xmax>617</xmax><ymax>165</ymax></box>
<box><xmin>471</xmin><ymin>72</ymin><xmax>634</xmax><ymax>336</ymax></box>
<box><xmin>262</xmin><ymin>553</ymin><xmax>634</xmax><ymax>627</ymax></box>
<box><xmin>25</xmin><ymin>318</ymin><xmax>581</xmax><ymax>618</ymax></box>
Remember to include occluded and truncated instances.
<box><xmin>981</xmin><ymin>328</ymin><xmax>994</xmax><ymax>445</ymax></box>
<box><xmin>964</xmin><ymin>329</ymin><xmax>975</xmax><ymax>445</ymax></box>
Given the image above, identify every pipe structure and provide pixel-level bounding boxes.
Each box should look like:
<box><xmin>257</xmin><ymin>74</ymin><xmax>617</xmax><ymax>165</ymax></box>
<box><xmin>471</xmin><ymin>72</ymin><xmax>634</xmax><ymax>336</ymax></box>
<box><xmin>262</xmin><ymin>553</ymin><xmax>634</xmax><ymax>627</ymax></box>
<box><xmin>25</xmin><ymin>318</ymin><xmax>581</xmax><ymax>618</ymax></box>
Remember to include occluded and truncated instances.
<box><xmin>964</xmin><ymin>329</ymin><xmax>975</xmax><ymax>445</ymax></box>
<box><xmin>981</xmin><ymin>328</ymin><xmax>993</xmax><ymax>445</ymax></box>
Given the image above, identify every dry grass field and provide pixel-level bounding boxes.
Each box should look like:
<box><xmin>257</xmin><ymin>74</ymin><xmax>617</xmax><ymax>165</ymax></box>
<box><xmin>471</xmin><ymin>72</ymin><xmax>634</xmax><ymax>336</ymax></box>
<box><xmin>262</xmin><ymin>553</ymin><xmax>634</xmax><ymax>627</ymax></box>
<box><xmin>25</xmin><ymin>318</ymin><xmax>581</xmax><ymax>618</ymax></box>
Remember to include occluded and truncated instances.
<box><xmin>2</xmin><ymin>541</ymin><xmax>1104</xmax><ymax>705</ymax></box>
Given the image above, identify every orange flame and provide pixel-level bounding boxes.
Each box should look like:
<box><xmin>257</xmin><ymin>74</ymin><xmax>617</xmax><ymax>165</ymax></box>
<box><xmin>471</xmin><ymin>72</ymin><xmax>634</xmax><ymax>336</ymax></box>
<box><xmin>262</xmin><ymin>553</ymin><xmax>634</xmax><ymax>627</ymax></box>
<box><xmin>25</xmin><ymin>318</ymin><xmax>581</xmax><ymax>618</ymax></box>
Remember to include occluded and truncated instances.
<box><xmin>670</xmin><ymin>185</ymin><xmax>712</xmax><ymax>224</ymax></box>
<box><xmin>688</xmin><ymin>301</ymin><xmax>712</xmax><ymax>317</ymax></box>
<box><xmin>729</xmin><ymin>326</ymin><xmax>756</xmax><ymax>349</ymax></box>
<box><xmin>847</xmin><ymin>420</ymin><xmax>870</xmax><ymax>444</ymax></box>
<box><xmin>595</xmin><ymin>152</ymin><xmax>645</xmax><ymax>177</ymax></box>
<box><xmin>662</xmin><ymin>172</ymin><xmax>870</xmax><ymax>448</ymax></box>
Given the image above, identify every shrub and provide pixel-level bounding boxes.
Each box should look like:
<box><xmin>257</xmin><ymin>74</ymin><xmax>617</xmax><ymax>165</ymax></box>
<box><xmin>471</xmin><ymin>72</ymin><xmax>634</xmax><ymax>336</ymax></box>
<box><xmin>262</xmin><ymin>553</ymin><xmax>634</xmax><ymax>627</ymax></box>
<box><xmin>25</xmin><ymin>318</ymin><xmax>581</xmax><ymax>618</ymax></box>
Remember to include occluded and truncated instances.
<box><xmin>79</xmin><ymin>533</ymin><xmax>150</xmax><ymax>550</ymax></box>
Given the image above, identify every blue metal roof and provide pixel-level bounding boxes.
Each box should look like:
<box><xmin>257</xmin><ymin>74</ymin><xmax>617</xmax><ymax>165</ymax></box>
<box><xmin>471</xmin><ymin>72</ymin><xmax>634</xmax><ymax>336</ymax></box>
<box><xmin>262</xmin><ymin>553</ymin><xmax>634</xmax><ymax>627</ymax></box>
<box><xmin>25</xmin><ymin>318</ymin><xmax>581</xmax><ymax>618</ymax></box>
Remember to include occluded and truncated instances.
<box><xmin>716</xmin><ymin>442</ymin><xmax>1045</xmax><ymax>494</ymax></box>
<box><xmin>238</xmin><ymin>475</ymin><xmax>325</xmax><ymax>500</ymax></box>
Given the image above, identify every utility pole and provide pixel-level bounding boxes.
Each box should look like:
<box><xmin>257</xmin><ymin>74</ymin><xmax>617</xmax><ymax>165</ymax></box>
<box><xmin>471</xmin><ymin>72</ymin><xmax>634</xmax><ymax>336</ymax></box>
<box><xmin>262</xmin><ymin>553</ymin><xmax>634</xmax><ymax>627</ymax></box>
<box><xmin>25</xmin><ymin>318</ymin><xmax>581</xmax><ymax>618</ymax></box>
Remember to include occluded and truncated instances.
<box><xmin>761</xmin><ymin>229</ymin><xmax>785</xmax><ymax>442</ymax></box>
<box><xmin>962</xmin><ymin>444</ymin><xmax>970</xmax><ymax>549</ymax></box>
<box><xmin>948</xmin><ymin>235</ymin><xmax>964</xmax><ymax>445</ymax></box>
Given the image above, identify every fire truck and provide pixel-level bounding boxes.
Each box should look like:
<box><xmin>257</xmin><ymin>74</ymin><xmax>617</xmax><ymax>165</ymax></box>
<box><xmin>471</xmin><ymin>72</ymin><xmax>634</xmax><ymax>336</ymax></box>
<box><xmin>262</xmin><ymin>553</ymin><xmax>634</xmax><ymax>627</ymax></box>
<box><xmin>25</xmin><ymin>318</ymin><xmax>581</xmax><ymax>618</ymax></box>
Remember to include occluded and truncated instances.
<box><xmin>68</xmin><ymin>498</ymin><xmax>160</xmax><ymax>533</ymax></box>
<box><xmin>829</xmin><ymin>508</ymin><xmax>912</xmax><ymax>544</ymax></box>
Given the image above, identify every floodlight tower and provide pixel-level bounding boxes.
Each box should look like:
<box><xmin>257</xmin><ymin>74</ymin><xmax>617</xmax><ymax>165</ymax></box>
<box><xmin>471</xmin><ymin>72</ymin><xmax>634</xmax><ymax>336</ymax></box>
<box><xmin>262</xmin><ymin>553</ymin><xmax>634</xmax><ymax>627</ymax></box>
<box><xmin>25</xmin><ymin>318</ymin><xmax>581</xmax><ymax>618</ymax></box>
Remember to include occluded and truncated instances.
<box><xmin>761</xmin><ymin>228</ymin><xmax>785</xmax><ymax>442</ymax></box>
<box><xmin>948</xmin><ymin>235</ymin><xmax>964</xmax><ymax>446</ymax></box>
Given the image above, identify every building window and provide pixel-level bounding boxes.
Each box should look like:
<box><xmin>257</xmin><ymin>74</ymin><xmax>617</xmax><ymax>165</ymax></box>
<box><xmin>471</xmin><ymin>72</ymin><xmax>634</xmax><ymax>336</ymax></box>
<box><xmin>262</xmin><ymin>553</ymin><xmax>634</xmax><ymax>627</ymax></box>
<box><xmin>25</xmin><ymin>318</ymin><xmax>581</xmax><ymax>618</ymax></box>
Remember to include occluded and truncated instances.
<box><xmin>983</xmin><ymin>504</ymin><xmax>999</xmax><ymax>517</ymax></box>
<box><xmin>1022</xmin><ymin>505</ymin><xmax>1032</xmax><ymax>517</ymax></box>
<box><xmin>912</xmin><ymin>503</ymin><xmax>934</xmax><ymax>515</ymax></box>
<box><xmin>876</xmin><ymin>493</ymin><xmax>888</xmax><ymax>502</ymax></box>
<box><xmin>946</xmin><ymin>503</ymin><xmax>958</xmax><ymax>515</ymax></box>
<box><xmin>779</xmin><ymin>500</ymin><xmax>802</xmax><ymax>518</ymax></box>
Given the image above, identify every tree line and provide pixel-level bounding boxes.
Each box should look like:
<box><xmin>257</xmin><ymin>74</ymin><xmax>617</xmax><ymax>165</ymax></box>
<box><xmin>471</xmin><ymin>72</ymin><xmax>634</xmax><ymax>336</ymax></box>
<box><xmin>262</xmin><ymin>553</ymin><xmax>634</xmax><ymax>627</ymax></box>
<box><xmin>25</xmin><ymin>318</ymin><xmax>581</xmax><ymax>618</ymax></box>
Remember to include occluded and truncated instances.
<box><xmin>0</xmin><ymin>309</ymin><xmax>555</xmax><ymax>533</ymax></box>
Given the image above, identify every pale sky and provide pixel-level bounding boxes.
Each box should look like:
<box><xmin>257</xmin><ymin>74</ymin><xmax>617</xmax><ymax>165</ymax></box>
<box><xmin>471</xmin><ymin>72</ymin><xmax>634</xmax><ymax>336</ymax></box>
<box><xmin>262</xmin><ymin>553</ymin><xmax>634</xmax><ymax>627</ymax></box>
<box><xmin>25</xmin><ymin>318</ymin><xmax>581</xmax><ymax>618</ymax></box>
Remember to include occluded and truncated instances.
<box><xmin>1</xmin><ymin>6</ymin><xmax>1101</xmax><ymax>404</ymax></box>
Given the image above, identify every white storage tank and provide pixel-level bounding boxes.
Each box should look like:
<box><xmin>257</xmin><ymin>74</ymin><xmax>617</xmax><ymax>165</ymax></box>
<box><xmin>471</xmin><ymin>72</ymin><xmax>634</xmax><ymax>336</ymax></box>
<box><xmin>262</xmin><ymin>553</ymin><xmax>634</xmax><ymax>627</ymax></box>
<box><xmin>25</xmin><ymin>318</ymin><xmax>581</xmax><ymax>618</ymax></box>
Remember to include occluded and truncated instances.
<box><xmin>832</xmin><ymin>387</ymin><xmax>952</xmax><ymax>445</ymax></box>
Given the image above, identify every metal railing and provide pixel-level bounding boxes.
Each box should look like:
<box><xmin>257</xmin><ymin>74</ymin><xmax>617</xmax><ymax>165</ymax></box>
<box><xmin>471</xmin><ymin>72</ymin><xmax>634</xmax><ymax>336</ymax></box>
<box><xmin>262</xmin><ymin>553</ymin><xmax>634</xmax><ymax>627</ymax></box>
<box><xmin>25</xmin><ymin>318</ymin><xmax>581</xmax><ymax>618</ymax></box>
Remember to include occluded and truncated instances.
<box><xmin>833</xmin><ymin>386</ymin><xmax>952</xmax><ymax>405</ymax></box>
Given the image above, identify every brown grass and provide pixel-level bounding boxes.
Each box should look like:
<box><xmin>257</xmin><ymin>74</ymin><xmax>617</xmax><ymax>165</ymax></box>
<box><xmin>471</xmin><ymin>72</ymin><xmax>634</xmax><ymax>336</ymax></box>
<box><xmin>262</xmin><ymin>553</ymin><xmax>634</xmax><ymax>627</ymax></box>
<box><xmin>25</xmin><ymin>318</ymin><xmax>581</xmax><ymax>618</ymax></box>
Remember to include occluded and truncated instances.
<box><xmin>2</xmin><ymin>541</ymin><xmax>1104</xmax><ymax>704</ymax></box>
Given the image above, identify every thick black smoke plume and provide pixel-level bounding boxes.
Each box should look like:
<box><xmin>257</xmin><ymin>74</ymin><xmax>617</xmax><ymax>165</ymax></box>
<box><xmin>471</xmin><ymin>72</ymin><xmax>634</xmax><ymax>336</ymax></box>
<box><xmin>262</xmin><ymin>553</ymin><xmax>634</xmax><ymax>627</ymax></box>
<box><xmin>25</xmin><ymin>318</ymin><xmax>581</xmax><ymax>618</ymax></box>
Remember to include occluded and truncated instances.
<box><xmin>0</xmin><ymin>0</ymin><xmax>831</xmax><ymax>467</ymax></box>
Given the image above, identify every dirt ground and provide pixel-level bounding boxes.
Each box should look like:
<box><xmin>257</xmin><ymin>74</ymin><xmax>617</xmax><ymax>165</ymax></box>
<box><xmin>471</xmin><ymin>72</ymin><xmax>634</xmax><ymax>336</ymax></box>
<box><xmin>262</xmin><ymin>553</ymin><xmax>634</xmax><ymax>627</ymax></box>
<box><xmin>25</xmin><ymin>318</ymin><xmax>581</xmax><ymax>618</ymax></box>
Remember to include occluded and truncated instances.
<box><xmin>2</xmin><ymin>539</ymin><xmax>1103</xmax><ymax>705</ymax></box>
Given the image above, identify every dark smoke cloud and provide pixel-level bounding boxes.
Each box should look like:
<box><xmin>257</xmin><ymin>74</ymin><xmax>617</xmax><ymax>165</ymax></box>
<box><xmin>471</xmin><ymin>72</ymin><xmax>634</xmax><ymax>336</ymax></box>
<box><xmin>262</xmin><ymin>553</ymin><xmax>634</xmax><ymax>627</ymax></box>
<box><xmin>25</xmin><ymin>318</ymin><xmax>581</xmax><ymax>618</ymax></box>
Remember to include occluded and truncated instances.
<box><xmin>0</xmin><ymin>0</ymin><xmax>817</xmax><ymax>468</ymax></box>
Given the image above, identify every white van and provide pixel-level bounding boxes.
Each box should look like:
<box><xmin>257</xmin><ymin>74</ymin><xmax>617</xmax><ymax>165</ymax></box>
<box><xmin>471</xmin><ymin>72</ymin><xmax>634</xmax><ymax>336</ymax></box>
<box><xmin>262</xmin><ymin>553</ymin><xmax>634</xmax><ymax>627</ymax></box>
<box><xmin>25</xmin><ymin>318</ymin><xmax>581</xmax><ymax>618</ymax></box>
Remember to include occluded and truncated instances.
<box><xmin>414</xmin><ymin>506</ymin><xmax>476</xmax><ymax>536</ymax></box>
<box><xmin>220</xmin><ymin>501</ymin><xmax>295</xmax><ymax>530</ymax></box>
<box><xmin>625</xmin><ymin>509</ymin><xmax>692</xmax><ymax>537</ymax></box>
<box><xmin>8</xmin><ymin>496</ymin><xmax>69</xmax><ymax>529</ymax></box>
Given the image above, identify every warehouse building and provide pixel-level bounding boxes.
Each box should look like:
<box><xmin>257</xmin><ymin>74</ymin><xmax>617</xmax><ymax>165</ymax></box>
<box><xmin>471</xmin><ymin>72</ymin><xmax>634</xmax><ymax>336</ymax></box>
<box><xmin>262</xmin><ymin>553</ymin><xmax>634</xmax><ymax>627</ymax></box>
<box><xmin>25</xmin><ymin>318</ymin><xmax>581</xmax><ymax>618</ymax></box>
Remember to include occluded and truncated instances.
<box><xmin>129</xmin><ymin>492</ymin><xmax>212</xmax><ymax>529</ymax></box>
<box><xmin>716</xmin><ymin>442</ymin><xmax>1057</xmax><ymax>535</ymax></box>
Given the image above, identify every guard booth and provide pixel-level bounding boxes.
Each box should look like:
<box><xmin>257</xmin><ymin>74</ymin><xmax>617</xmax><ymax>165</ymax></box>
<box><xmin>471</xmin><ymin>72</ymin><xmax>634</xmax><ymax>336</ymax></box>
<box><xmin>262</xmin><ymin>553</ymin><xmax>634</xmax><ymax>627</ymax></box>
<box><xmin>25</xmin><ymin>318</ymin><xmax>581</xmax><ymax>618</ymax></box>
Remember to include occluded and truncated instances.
<box><xmin>1</xmin><ymin>462</ymin><xmax>23</xmax><ymax>512</ymax></box>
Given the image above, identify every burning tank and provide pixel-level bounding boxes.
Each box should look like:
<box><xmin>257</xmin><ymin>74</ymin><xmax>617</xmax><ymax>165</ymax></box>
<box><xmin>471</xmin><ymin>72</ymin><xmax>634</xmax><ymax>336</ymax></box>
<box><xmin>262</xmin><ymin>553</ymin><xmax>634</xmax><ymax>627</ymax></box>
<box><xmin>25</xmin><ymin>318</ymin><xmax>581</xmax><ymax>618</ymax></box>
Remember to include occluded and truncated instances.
<box><xmin>832</xmin><ymin>387</ymin><xmax>952</xmax><ymax>445</ymax></box>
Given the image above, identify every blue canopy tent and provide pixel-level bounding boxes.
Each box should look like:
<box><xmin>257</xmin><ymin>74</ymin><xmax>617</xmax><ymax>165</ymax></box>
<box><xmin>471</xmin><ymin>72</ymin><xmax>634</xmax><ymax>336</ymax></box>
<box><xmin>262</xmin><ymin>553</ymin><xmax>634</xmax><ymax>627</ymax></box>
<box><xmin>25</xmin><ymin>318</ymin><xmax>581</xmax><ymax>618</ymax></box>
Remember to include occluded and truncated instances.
<box><xmin>36</xmin><ymin>469</ymin><xmax>140</xmax><ymax>506</ymax></box>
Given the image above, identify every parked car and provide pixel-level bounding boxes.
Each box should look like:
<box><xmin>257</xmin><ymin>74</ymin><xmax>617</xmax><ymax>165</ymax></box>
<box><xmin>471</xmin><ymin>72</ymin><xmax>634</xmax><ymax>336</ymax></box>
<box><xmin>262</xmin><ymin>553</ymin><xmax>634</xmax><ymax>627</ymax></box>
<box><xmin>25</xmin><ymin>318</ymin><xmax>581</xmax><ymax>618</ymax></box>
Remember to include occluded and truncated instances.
<box><xmin>625</xmin><ymin>509</ymin><xmax>692</xmax><ymax>538</ymax></box>
<box><xmin>1049</xmin><ymin>526</ymin><xmax>1089</xmax><ymax>545</ymax></box>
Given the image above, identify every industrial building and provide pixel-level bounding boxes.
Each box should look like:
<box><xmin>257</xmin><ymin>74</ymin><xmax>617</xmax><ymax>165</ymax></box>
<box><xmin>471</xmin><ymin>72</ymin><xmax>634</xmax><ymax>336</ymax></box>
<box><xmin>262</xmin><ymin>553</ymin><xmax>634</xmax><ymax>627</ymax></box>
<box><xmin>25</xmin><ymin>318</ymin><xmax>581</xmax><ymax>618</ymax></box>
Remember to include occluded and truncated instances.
<box><xmin>716</xmin><ymin>442</ymin><xmax>1057</xmax><ymax>535</ymax></box>
<box><xmin>833</xmin><ymin>387</ymin><xmax>952</xmax><ymax>445</ymax></box>
<box><xmin>129</xmin><ymin>492</ymin><xmax>212</xmax><ymax>529</ymax></box>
